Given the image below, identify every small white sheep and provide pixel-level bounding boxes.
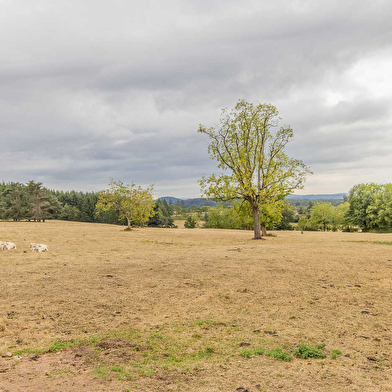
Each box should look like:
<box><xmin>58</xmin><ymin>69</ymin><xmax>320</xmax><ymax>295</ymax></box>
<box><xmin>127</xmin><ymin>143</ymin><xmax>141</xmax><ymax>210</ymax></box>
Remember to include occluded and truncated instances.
<box><xmin>0</xmin><ymin>241</ymin><xmax>16</xmax><ymax>250</ymax></box>
<box><xmin>30</xmin><ymin>243</ymin><xmax>49</xmax><ymax>252</ymax></box>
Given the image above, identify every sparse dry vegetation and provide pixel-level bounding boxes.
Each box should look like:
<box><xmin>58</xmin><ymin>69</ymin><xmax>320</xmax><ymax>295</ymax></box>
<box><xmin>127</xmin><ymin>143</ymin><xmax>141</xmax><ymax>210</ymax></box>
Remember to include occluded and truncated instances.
<box><xmin>1</xmin><ymin>221</ymin><xmax>392</xmax><ymax>391</ymax></box>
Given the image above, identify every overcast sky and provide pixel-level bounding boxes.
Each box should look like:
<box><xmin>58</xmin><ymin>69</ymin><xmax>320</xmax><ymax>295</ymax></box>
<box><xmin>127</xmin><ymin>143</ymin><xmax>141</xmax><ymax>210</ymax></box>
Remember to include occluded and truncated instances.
<box><xmin>1</xmin><ymin>0</ymin><xmax>391</xmax><ymax>198</ymax></box>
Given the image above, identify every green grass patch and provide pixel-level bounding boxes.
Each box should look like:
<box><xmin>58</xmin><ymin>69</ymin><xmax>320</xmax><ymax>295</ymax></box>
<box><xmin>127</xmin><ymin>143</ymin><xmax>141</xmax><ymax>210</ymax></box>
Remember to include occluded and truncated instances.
<box><xmin>94</xmin><ymin>366</ymin><xmax>110</xmax><ymax>380</ymax></box>
<box><xmin>331</xmin><ymin>349</ymin><xmax>342</xmax><ymax>360</ymax></box>
<box><xmin>194</xmin><ymin>319</ymin><xmax>226</xmax><ymax>327</ymax></box>
<box><xmin>139</xmin><ymin>368</ymin><xmax>155</xmax><ymax>376</ymax></box>
<box><xmin>12</xmin><ymin>348</ymin><xmax>46</xmax><ymax>356</ymax></box>
<box><xmin>48</xmin><ymin>339</ymin><xmax>78</xmax><ymax>353</ymax></box>
<box><xmin>106</xmin><ymin>328</ymin><xmax>142</xmax><ymax>341</ymax></box>
<box><xmin>294</xmin><ymin>344</ymin><xmax>326</xmax><ymax>359</ymax></box>
<box><xmin>345</xmin><ymin>240</ymin><xmax>392</xmax><ymax>246</ymax></box>
<box><xmin>89</xmin><ymin>334</ymin><xmax>103</xmax><ymax>346</ymax></box>
<box><xmin>111</xmin><ymin>364</ymin><xmax>126</xmax><ymax>373</ymax></box>
<box><xmin>266</xmin><ymin>348</ymin><xmax>293</xmax><ymax>362</ymax></box>
<box><xmin>5</xmin><ymin>320</ymin><xmax>342</xmax><ymax>382</ymax></box>
<box><xmin>197</xmin><ymin>346</ymin><xmax>215</xmax><ymax>359</ymax></box>
<box><xmin>240</xmin><ymin>347</ymin><xmax>265</xmax><ymax>358</ymax></box>
<box><xmin>96</xmin><ymin>364</ymin><xmax>135</xmax><ymax>381</ymax></box>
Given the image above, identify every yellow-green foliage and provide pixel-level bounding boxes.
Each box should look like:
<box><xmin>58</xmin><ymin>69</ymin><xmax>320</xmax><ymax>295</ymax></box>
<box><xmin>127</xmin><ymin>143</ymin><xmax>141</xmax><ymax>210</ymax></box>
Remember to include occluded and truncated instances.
<box><xmin>204</xmin><ymin>200</ymin><xmax>286</xmax><ymax>230</ymax></box>
<box><xmin>198</xmin><ymin>99</ymin><xmax>311</xmax><ymax>238</ymax></box>
<box><xmin>309</xmin><ymin>202</ymin><xmax>351</xmax><ymax>231</ymax></box>
<box><xmin>96</xmin><ymin>179</ymin><xmax>155</xmax><ymax>228</ymax></box>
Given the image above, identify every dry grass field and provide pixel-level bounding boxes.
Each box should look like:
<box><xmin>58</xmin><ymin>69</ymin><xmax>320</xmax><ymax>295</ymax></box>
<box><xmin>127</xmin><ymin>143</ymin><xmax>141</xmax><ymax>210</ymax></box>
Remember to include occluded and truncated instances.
<box><xmin>1</xmin><ymin>221</ymin><xmax>392</xmax><ymax>391</ymax></box>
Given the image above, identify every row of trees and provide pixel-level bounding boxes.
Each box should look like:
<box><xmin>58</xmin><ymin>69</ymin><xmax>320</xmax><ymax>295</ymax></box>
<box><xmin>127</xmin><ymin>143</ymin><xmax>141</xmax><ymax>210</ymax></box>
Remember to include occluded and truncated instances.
<box><xmin>297</xmin><ymin>202</ymin><xmax>351</xmax><ymax>232</ymax></box>
<box><xmin>0</xmin><ymin>180</ymin><xmax>174</xmax><ymax>228</ymax></box>
<box><xmin>0</xmin><ymin>181</ymin><xmax>58</xmax><ymax>222</ymax></box>
<box><xmin>0</xmin><ymin>181</ymin><xmax>105</xmax><ymax>223</ymax></box>
<box><xmin>1</xmin><ymin>180</ymin><xmax>391</xmax><ymax>233</ymax></box>
<box><xmin>0</xmin><ymin>181</ymin><xmax>106</xmax><ymax>223</ymax></box>
<box><xmin>296</xmin><ymin>184</ymin><xmax>392</xmax><ymax>233</ymax></box>
<box><xmin>346</xmin><ymin>183</ymin><xmax>392</xmax><ymax>232</ymax></box>
<box><xmin>279</xmin><ymin>183</ymin><xmax>392</xmax><ymax>233</ymax></box>
<box><xmin>3</xmin><ymin>101</ymin><xmax>389</xmax><ymax>237</ymax></box>
<box><xmin>198</xmin><ymin>183</ymin><xmax>392</xmax><ymax>233</ymax></box>
<box><xmin>203</xmin><ymin>200</ymin><xmax>295</xmax><ymax>231</ymax></box>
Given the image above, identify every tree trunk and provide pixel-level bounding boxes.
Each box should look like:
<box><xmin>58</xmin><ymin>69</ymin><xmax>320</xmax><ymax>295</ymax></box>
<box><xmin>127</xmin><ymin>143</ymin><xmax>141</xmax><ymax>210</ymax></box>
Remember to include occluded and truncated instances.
<box><xmin>261</xmin><ymin>226</ymin><xmax>267</xmax><ymax>237</ymax></box>
<box><xmin>126</xmin><ymin>217</ymin><xmax>131</xmax><ymax>229</ymax></box>
<box><xmin>252</xmin><ymin>204</ymin><xmax>263</xmax><ymax>240</ymax></box>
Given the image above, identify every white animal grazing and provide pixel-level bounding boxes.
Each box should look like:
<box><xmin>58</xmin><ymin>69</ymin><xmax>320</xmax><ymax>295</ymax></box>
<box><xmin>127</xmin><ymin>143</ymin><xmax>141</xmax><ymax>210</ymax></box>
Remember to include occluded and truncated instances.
<box><xmin>30</xmin><ymin>243</ymin><xmax>49</xmax><ymax>252</ymax></box>
<box><xmin>0</xmin><ymin>241</ymin><xmax>16</xmax><ymax>250</ymax></box>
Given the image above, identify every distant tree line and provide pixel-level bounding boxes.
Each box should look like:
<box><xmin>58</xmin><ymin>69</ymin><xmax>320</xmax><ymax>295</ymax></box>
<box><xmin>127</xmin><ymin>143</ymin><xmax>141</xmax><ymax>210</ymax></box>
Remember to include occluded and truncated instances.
<box><xmin>346</xmin><ymin>183</ymin><xmax>392</xmax><ymax>232</ymax></box>
<box><xmin>290</xmin><ymin>183</ymin><xmax>392</xmax><ymax>233</ymax></box>
<box><xmin>202</xmin><ymin>200</ymin><xmax>295</xmax><ymax>231</ymax></box>
<box><xmin>1</xmin><ymin>180</ymin><xmax>391</xmax><ymax>233</ymax></box>
<box><xmin>200</xmin><ymin>183</ymin><xmax>392</xmax><ymax>233</ymax></box>
<box><xmin>0</xmin><ymin>181</ymin><xmax>61</xmax><ymax>222</ymax></box>
<box><xmin>0</xmin><ymin>181</ymin><xmax>175</xmax><ymax>227</ymax></box>
<box><xmin>165</xmin><ymin>198</ymin><xmax>220</xmax><ymax>209</ymax></box>
<box><xmin>287</xmin><ymin>198</ymin><xmax>344</xmax><ymax>207</ymax></box>
<box><xmin>297</xmin><ymin>202</ymin><xmax>352</xmax><ymax>232</ymax></box>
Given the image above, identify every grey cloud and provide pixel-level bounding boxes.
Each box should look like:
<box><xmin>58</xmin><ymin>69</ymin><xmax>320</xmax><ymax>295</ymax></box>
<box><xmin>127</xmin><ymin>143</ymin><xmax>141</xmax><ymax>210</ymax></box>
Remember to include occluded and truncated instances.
<box><xmin>1</xmin><ymin>0</ymin><xmax>392</xmax><ymax>196</ymax></box>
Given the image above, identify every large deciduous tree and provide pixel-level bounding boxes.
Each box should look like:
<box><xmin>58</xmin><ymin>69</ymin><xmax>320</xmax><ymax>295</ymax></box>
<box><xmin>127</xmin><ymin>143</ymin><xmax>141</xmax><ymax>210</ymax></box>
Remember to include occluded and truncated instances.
<box><xmin>198</xmin><ymin>99</ymin><xmax>311</xmax><ymax>239</ymax></box>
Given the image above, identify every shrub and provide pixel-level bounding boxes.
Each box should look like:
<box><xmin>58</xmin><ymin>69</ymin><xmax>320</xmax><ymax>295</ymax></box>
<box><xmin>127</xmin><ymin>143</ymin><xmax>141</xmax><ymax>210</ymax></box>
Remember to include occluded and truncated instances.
<box><xmin>294</xmin><ymin>344</ymin><xmax>326</xmax><ymax>359</ymax></box>
<box><xmin>184</xmin><ymin>215</ymin><xmax>198</xmax><ymax>228</ymax></box>
<box><xmin>330</xmin><ymin>349</ymin><xmax>342</xmax><ymax>360</ymax></box>
<box><xmin>254</xmin><ymin>347</ymin><xmax>265</xmax><ymax>356</ymax></box>
<box><xmin>240</xmin><ymin>347</ymin><xmax>265</xmax><ymax>359</ymax></box>
<box><xmin>240</xmin><ymin>349</ymin><xmax>253</xmax><ymax>359</ymax></box>
<box><xmin>266</xmin><ymin>348</ymin><xmax>293</xmax><ymax>362</ymax></box>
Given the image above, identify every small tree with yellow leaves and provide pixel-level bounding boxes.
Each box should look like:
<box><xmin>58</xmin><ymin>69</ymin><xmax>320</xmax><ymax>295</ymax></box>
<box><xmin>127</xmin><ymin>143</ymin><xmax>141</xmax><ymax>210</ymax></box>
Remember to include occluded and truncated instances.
<box><xmin>96</xmin><ymin>179</ymin><xmax>155</xmax><ymax>229</ymax></box>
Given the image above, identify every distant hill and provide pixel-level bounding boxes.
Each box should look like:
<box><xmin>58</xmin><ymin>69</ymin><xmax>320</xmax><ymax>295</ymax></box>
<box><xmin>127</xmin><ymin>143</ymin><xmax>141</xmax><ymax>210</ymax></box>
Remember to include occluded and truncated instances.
<box><xmin>183</xmin><ymin>198</ymin><xmax>220</xmax><ymax>208</ymax></box>
<box><xmin>157</xmin><ymin>194</ymin><xmax>348</xmax><ymax>208</ymax></box>
<box><xmin>157</xmin><ymin>197</ymin><xmax>219</xmax><ymax>208</ymax></box>
<box><xmin>287</xmin><ymin>193</ymin><xmax>347</xmax><ymax>200</ymax></box>
<box><xmin>157</xmin><ymin>196</ymin><xmax>183</xmax><ymax>204</ymax></box>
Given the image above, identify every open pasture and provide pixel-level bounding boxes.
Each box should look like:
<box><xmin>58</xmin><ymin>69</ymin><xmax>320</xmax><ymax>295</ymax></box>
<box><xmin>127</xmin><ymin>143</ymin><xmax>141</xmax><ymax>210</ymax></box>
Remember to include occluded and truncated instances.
<box><xmin>1</xmin><ymin>221</ymin><xmax>392</xmax><ymax>391</ymax></box>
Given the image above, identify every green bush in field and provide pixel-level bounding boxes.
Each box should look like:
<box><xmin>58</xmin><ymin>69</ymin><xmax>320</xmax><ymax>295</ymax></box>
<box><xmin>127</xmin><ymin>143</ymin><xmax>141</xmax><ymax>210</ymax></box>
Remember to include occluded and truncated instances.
<box><xmin>330</xmin><ymin>349</ymin><xmax>342</xmax><ymax>359</ymax></box>
<box><xmin>266</xmin><ymin>348</ymin><xmax>293</xmax><ymax>362</ymax></box>
<box><xmin>240</xmin><ymin>347</ymin><xmax>265</xmax><ymax>358</ymax></box>
<box><xmin>294</xmin><ymin>344</ymin><xmax>326</xmax><ymax>359</ymax></box>
<box><xmin>184</xmin><ymin>215</ymin><xmax>198</xmax><ymax>228</ymax></box>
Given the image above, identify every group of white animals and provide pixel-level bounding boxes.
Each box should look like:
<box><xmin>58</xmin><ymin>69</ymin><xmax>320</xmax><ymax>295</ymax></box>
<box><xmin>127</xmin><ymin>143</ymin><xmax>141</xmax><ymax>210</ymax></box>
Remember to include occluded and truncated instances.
<box><xmin>0</xmin><ymin>241</ymin><xmax>49</xmax><ymax>252</ymax></box>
